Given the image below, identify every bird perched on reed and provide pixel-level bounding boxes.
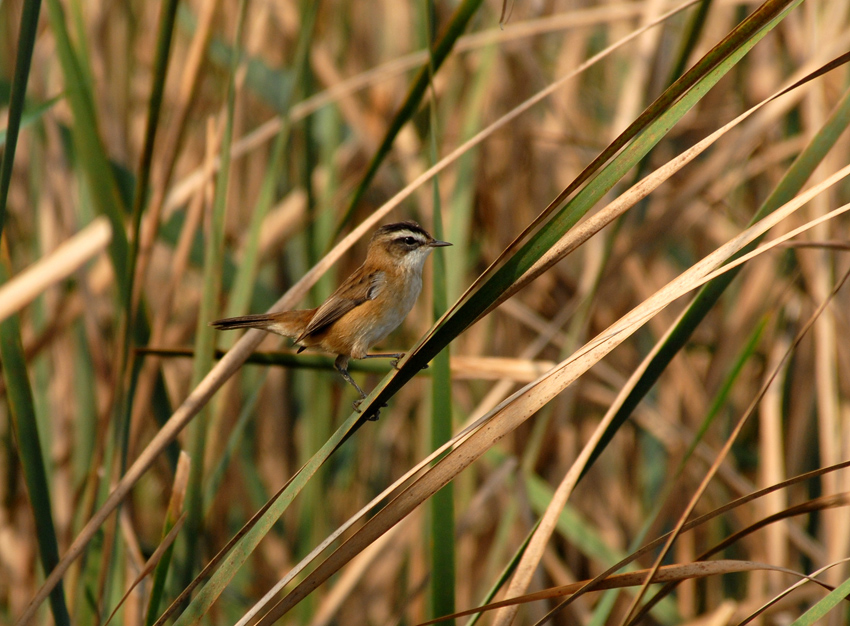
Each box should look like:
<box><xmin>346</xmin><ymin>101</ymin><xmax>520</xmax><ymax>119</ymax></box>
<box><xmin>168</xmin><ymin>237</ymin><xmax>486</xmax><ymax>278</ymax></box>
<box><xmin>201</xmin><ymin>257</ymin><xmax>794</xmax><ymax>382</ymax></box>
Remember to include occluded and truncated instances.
<box><xmin>211</xmin><ymin>221</ymin><xmax>450</xmax><ymax>412</ymax></box>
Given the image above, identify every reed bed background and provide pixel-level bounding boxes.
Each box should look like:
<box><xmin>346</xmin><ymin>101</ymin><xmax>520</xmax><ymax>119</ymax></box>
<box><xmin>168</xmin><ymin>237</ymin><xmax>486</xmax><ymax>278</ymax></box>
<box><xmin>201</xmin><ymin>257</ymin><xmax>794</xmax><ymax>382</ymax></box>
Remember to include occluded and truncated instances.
<box><xmin>1</xmin><ymin>0</ymin><xmax>849</xmax><ymax>624</ymax></box>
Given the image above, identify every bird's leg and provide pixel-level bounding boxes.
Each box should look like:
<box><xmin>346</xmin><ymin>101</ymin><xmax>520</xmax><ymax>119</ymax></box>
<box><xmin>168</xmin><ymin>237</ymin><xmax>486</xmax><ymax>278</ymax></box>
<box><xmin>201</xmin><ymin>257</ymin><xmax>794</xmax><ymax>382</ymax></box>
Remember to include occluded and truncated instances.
<box><xmin>334</xmin><ymin>355</ymin><xmax>367</xmax><ymax>411</ymax></box>
<box><xmin>334</xmin><ymin>355</ymin><xmax>389</xmax><ymax>420</ymax></box>
<box><xmin>362</xmin><ymin>352</ymin><xmax>405</xmax><ymax>369</ymax></box>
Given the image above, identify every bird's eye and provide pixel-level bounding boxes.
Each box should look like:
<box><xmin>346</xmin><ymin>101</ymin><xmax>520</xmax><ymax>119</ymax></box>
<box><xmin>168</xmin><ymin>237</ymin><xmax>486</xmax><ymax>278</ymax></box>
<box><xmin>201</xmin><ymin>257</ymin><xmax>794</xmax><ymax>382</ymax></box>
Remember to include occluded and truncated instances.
<box><xmin>403</xmin><ymin>236</ymin><xmax>416</xmax><ymax>245</ymax></box>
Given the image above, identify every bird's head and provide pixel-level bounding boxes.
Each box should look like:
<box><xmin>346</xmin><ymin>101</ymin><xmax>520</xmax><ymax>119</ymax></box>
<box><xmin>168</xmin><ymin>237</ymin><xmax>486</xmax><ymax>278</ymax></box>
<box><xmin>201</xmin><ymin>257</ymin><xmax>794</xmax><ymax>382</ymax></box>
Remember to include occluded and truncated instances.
<box><xmin>367</xmin><ymin>221</ymin><xmax>451</xmax><ymax>271</ymax></box>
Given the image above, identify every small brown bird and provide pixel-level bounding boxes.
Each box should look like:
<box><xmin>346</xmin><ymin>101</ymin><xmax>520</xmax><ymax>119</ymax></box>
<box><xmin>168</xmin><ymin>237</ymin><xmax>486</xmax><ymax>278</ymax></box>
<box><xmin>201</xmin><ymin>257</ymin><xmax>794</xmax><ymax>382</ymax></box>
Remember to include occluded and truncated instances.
<box><xmin>211</xmin><ymin>221</ymin><xmax>451</xmax><ymax>409</ymax></box>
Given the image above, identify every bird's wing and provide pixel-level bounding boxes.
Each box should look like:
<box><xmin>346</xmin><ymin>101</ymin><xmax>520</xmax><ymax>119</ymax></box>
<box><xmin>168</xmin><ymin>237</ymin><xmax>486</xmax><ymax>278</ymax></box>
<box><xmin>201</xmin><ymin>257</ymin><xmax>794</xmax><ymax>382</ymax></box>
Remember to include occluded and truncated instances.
<box><xmin>297</xmin><ymin>268</ymin><xmax>386</xmax><ymax>341</ymax></box>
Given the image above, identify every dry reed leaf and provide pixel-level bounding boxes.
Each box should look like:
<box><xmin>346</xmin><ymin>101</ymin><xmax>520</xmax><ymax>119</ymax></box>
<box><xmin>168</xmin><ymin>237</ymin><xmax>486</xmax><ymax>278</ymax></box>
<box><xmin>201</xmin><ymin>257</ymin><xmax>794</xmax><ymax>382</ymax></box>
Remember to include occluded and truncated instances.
<box><xmin>418</xmin><ymin>560</ymin><xmax>801</xmax><ymax>624</ymax></box>
<box><xmin>162</xmin><ymin>0</ymin><xmax>702</xmax><ymax>214</ymax></box>
<box><xmin>136</xmin><ymin>0</ymin><xmax>222</xmax><ymax>285</ymax></box>
<box><xmin>759</xmin><ymin>337</ymin><xmax>791</xmax><ymax>588</ymax></box>
<box><xmin>101</xmin><ymin>516</ymin><xmax>186</xmax><ymax>626</ymax></box>
<box><xmin>14</xmin><ymin>8</ymin><xmax>701</xmax><ymax>620</ymax></box>
<box><xmin>102</xmin><ymin>452</ymin><xmax>190</xmax><ymax>626</ymax></box>
<box><xmin>682</xmin><ymin>601</ymin><xmax>738</xmax><ymax>626</ymax></box>
<box><xmin>308</xmin><ymin>518</ymin><xmax>413</xmax><ymax>626</ymax></box>
<box><xmin>523</xmin><ymin>484</ymin><xmax>850</xmax><ymax>625</ymax></box>
<box><xmin>0</xmin><ymin>216</ymin><xmax>111</xmax><ymax>323</ymax></box>
<box><xmin>130</xmin><ymin>117</ymin><xmax>222</xmax><ymax>436</ymax></box>
<box><xmin>255</xmin><ymin>189</ymin><xmax>307</xmax><ymax>258</ymax></box>
<box><xmin>486</xmin><ymin>57</ymin><xmax>840</xmax><ymax>318</ymax></box>
<box><xmin>482</xmin><ymin>72</ymin><xmax>838</xmax><ymax>625</ymax></box>
<box><xmin>740</xmin><ymin>557</ymin><xmax>850</xmax><ymax>624</ymax></box>
<box><xmin>450</xmin><ymin>355</ymin><xmax>557</xmax><ymax>381</ymax></box>
<box><xmin>613</xmin><ymin>267</ymin><xmax>850</xmax><ymax>626</ymax></box>
<box><xmin>247</xmin><ymin>162</ymin><xmax>850</xmax><ymax>626</ymax></box>
<box><xmin>492</xmin><ymin>196</ymin><xmax>850</xmax><ymax>626</ymax></box>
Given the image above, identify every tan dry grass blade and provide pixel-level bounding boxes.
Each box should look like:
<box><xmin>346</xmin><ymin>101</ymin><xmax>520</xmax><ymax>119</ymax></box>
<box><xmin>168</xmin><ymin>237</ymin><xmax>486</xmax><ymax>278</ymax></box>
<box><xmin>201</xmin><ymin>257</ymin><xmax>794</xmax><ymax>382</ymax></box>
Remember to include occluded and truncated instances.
<box><xmin>170</xmin><ymin>0</ymin><xmax>699</xmax><ymax>224</ymax></box>
<box><xmin>490</xmin><ymin>83</ymin><xmax>848</xmax><ymax>625</ymax></box>
<box><xmin>130</xmin><ymin>117</ymin><xmax>222</xmax><ymax>430</ymax></box>
<box><xmin>468</xmin><ymin>64</ymin><xmax>850</xmax><ymax>622</ymax></box>
<box><xmin>14</xmin><ymin>9</ymin><xmax>702</xmax><ymax>621</ymax></box>
<box><xmin>247</xmin><ymin>165</ymin><xmax>850</xmax><ymax>626</ymax></box>
<box><xmin>418</xmin><ymin>560</ymin><xmax>806</xmax><ymax>625</ymax></box>
<box><xmin>15</xmin><ymin>257</ymin><xmax>334</xmax><ymax>625</ymax></box>
<box><xmin>101</xmin><ymin>515</ymin><xmax>187</xmax><ymax>626</ymax></box>
<box><xmin>102</xmin><ymin>452</ymin><xmax>190</xmax><ymax>626</ymax></box>
<box><xmin>134</xmin><ymin>0</ymin><xmax>222</xmax><ymax>299</ymax></box>
<box><xmin>236</xmin><ymin>437</ymin><xmax>485</xmax><ymax>626</ymax></box>
<box><xmin>0</xmin><ymin>216</ymin><xmax>111</xmax><ymax>323</ymax></box>
<box><xmin>741</xmin><ymin>557</ymin><xmax>850</xmax><ymax>624</ymax></box>
<box><xmin>450</xmin><ymin>356</ymin><xmax>557</xmax><ymax>382</ymax></box>
<box><xmin>528</xmin><ymin>486</ymin><xmax>850</xmax><ymax>626</ymax></box>
<box><xmin>487</xmin><ymin>54</ymin><xmax>847</xmax><ymax>318</ymax></box>
<box><xmin>616</xmin><ymin>259</ymin><xmax>850</xmax><ymax>626</ymax></box>
<box><xmin>494</xmin><ymin>205</ymin><xmax>850</xmax><ymax>626</ymax></box>
<box><xmin>308</xmin><ymin>518</ymin><xmax>414</xmax><ymax>626</ymax></box>
<box><xmin>162</xmin><ymin>0</ymin><xmax>700</xmax><ymax>214</ymax></box>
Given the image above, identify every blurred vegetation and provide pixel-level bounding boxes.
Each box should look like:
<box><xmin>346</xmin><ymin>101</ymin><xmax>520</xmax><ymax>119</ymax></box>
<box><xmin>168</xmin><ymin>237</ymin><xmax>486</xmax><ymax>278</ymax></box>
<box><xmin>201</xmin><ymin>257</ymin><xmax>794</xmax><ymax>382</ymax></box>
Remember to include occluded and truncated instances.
<box><xmin>1</xmin><ymin>0</ymin><xmax>849</xmax><ymax>625</ymax></box>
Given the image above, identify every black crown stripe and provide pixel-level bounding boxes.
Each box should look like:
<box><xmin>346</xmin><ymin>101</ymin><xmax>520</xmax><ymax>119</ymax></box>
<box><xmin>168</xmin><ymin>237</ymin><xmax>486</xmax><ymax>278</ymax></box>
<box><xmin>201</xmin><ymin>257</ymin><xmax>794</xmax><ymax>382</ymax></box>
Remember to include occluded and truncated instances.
<box><xmin>374</xmin><ymin>221</ymin><xmax>430</xmax><ymax>238</ymax></box>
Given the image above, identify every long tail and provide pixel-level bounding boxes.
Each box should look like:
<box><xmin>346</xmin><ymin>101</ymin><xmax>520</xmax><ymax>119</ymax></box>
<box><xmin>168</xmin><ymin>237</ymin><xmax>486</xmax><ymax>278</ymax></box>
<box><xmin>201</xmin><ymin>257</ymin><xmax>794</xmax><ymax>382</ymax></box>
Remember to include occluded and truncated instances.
<box><xmin>210</xmin><ymin>313</ymin><xmax>275</xmax><ymax>331</ymax></box>
<box><xmin>210</xmin><ymin>310</ymin><xmax>312</xmax><ymax>339</ymax></box>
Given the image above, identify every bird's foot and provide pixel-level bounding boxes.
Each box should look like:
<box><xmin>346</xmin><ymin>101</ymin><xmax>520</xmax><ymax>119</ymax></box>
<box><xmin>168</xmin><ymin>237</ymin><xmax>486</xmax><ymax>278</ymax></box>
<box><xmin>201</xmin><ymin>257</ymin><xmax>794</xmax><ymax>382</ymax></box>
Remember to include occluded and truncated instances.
<box><xmin>352</xmin><ymin>398</ymin><xmax>387</xmax><ymax>421</ymax></box>
<box><xmin>389</xmin><ymin>356</ymin><xmax>430</xmax><ymax>371</ymax></box>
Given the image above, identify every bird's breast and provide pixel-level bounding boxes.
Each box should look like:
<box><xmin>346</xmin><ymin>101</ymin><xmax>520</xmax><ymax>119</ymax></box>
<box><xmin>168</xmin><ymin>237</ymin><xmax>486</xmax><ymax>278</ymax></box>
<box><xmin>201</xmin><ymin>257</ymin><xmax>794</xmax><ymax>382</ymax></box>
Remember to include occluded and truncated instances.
<box><xmin>351</xmin><ymin>270</ymin><xmax>422</xmax><ymax>356</ymax></box>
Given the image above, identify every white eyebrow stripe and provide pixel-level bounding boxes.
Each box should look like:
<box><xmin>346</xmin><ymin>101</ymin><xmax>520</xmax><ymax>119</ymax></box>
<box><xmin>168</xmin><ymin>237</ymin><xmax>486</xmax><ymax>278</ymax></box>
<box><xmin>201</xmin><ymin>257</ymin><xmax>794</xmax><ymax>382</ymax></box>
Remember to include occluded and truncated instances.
<box><xmin>392</xmin><ymin>231</ymin><xmax>426</xmax><ymax>242</ymax></box>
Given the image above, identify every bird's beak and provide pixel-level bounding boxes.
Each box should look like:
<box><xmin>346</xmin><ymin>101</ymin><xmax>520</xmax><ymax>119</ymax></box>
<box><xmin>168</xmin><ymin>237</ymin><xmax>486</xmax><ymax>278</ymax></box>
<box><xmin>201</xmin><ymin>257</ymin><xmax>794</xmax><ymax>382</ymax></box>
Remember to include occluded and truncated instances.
<box><xmin>430</xmin><ymin>239</ymin><xmax>452</xmax><ymax>247</ymax></box>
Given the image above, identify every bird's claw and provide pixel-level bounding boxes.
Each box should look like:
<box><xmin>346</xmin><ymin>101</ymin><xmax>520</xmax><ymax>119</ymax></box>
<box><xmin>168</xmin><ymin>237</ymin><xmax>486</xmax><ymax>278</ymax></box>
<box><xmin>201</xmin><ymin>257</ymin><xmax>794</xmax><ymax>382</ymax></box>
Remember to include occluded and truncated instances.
<box><xmin>390</xmin><ymin>354</ymin><xmax>428</xmax><ymax>370</ymax></box>
<box><xmin>352</xmin><ymin>398</ymin><xmax>387</xmax><ymax>421</ymax></box>
<box><xmin>390</xmin><ymin>358</ymin><xmax>430</xmax><ymax>372</ymax></box>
